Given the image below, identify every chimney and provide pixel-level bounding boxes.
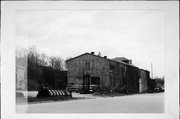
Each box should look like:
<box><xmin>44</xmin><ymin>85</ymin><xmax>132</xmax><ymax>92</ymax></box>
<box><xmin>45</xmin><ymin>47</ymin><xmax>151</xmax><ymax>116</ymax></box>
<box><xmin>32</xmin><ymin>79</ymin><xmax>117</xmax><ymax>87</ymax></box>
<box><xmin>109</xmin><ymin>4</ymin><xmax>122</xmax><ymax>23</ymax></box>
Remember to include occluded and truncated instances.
<box><xmin>129</xmin><ymin>60</ymin><xmax>132</xmax><ymax>64</ymax></box>
<box><xmin>91</xmin><ymin>52</ymin><xmax>95</xmax><ymax>55</ymax></box>
<box><xmin>104</xmin><ymin>56</ymin><xmax>107</xmax><ymax>58</ymax></box>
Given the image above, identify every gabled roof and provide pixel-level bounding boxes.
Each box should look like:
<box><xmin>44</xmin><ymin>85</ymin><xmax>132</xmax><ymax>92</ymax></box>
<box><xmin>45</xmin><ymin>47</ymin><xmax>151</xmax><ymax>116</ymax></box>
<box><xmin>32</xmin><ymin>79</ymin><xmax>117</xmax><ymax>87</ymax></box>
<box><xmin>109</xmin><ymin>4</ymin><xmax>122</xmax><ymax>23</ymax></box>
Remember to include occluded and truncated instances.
<box><xmin>65</xmin><ymin>52</ymin><xmax>90</xmax><ymax>62</ymax></box>
<box><xmin>66</xmin><ymin>52</ymin><xmax>111</xmax><ymax>62</ymax></box>
<box><xmin>66</xmin><ymin>52</ymin><xmax>138</xmax><ymax>68</ymax></box>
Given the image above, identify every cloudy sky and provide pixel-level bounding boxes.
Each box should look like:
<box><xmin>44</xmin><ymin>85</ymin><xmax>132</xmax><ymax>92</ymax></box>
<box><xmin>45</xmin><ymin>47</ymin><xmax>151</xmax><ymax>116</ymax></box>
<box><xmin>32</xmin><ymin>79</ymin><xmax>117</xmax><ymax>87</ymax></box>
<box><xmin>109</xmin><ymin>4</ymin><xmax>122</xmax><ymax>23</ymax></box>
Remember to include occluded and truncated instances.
<box><xmin>15</xmin><ymin>9</ymin><xmax>165</xmax><ymax>78</ymax></box>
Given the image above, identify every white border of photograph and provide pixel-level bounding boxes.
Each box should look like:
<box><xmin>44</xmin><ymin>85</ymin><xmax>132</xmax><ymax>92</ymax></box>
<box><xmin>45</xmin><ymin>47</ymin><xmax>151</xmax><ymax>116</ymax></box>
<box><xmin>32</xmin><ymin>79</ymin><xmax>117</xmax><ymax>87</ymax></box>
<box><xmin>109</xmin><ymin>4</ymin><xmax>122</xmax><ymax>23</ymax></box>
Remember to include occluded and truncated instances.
<box><xmin>1</xmin><ymin>1</ymin><xmax>179</xmax><ymax>119</ymax></box>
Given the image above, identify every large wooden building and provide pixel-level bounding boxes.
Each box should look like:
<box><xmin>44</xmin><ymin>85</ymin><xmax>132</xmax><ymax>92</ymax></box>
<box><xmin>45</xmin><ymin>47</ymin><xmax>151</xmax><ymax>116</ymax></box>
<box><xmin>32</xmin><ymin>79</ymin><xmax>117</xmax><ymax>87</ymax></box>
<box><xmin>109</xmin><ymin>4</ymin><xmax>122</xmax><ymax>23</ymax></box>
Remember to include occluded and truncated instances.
<box><xmin>66</xmin><ymin>52</ymin><xmax>150</xmax><ymax>93</ymax></box>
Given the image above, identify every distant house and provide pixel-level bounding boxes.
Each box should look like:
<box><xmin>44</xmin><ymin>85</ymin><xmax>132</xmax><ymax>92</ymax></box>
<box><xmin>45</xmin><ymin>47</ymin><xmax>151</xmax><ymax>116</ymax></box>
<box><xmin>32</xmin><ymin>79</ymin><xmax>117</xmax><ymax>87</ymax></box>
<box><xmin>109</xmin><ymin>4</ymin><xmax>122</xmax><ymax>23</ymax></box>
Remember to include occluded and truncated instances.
<box><xmin>16</xmin><ymin>65</ymin><xmax>26</xmax><ymax>91</ymax></box>
<box><xmin>16</xmin><ymin>56</ymin><xmax>27</xmax><ymax>91</ymax></box>
<box><xmin>66</xmin><ymin>52</ymin><xmax>147</xmax><ymax>93</ymax></box>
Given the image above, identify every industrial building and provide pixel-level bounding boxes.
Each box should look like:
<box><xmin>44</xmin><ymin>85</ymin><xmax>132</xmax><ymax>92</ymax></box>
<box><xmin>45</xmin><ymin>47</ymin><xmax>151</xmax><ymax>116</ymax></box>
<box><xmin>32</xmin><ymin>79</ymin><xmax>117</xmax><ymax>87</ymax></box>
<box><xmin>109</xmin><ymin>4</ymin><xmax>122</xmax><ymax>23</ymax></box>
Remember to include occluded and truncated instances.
<box><xmin>66</xmin><ymin>52</ymin><xmax>150</xmax><ymax>93</ymax></box>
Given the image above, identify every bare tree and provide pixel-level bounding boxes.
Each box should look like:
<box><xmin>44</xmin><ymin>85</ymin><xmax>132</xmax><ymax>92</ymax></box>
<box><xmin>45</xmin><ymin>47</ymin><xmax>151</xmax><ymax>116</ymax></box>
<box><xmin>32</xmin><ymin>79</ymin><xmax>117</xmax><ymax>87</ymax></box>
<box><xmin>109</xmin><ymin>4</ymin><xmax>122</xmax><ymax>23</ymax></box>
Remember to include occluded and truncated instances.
<box><xmin>26</xmin><ymin>46</ymin><xmax>67</xmax><ymax>90</ymax></box>
<box><xmin>27</xmin><ymin>46</ymin><xmax>44</xmax><ymax>90</ymax></box>
<box><xmin>28</xmin><ymin>46</ymin><xmax>48</xmax><ymax>66</ymax></box>
<box><xmin>39</xmin><ymin>53</ymin><xmax>48</xmax><ymax>66</ymax></box>
<box><xmin>49</xmin><ymin>56</ymin><xmax>65</xmax><ymax>71</ymax></box>
<box><xmin>16</xmin><ymin>48</ymin><xmax>28</xmax><ymax>67</ymax></box>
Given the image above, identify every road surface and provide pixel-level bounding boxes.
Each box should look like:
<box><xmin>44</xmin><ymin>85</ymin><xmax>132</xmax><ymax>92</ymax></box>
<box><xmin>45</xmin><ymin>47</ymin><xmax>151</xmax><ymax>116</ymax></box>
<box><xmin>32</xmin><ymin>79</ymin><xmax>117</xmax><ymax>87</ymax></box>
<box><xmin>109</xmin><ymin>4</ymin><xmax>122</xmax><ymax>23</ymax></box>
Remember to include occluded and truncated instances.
<box><xmin>17</xmin><ymin>92</ymin><xmax>164</xmax><ymax>113</ymax></box>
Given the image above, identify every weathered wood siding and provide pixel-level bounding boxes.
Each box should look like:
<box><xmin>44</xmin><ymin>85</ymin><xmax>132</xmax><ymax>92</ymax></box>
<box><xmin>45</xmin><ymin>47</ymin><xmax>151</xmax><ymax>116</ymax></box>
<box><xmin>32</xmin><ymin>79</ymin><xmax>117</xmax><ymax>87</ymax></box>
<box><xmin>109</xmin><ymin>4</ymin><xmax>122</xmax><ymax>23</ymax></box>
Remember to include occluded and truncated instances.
<box><xmin>109</xmin><ymin>61</ymin><xmax>126</xmax><ymax>91</ymax></box>
<box><xmin>126</xmin><ymin>65</ymin><xmax>139</xmax><ymax>93</ymax></box>
<box><xmin>66</xmin><ymin>53</ymin><xmax>149</xmax><ymax>93</ymax></box>
<box><xmin>139</xmin><ymin>69</ymin><xmax>149</xmax><ymax>93</ymax></box>
<box><xmin>66</xmin><ymin>54</ymin><xmax>110</xmax><ymax>88</ymax></box>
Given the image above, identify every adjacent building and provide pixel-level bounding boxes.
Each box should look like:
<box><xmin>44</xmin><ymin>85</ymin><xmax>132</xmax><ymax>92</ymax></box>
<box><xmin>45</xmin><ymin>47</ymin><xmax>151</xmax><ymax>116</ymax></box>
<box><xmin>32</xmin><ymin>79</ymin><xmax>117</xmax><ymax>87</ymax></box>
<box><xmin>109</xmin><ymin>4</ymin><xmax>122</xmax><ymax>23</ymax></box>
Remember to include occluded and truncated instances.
<box><xmin>16</xmin><ymin>65</ymin><xmax>26</xmax><ymax>91</ymax></box>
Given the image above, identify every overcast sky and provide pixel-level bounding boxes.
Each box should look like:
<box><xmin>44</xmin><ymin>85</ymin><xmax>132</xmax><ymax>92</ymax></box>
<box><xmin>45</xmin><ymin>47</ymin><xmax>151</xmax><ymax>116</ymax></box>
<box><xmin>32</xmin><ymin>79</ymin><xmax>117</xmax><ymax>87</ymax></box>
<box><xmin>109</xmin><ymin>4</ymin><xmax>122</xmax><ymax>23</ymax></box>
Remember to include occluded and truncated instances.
<box><xmin>15</xmin><ymin>9</ymin><xmax>165</xmax><ymax>78</ymax></box>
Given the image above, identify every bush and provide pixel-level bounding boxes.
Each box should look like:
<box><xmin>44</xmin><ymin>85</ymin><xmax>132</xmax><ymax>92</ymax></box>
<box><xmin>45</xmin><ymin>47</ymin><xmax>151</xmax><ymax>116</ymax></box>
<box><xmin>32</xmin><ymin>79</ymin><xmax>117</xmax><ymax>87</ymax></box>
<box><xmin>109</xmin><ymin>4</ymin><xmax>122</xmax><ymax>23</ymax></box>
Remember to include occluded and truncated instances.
<box><xmin>28</xmin><ymin>79</ymin><xmax>39</xmax><ymax>91</ymax></box>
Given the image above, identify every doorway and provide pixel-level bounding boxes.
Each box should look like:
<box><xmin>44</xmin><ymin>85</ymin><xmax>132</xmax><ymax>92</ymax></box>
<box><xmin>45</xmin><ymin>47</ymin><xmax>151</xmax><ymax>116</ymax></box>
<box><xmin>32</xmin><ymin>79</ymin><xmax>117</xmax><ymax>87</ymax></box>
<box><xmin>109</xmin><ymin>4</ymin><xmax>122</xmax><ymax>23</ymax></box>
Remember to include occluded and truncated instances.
<box><xmin>83</xmin><ymin>75</ymin><xmax>90</xmax><ymax>93</ymax></box>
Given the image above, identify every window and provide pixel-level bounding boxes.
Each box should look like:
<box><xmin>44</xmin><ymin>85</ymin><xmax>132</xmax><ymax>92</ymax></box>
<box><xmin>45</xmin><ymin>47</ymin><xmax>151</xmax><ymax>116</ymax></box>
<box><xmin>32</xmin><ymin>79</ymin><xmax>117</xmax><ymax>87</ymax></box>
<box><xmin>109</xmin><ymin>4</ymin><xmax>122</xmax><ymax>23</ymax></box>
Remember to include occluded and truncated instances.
<box><xmin>110</xmin><ymin>64</ymin><xmax>115</xmax><ymax>70</ymax></box>
<box><xmin>86</xmin><ymin>61</ymin><xmax>90</xmax><ymax>71</ymax></box>
<box><xmin>91</xmin><ymin>77</ymin><xmax>100</xmax><ymax>85</ymax></box>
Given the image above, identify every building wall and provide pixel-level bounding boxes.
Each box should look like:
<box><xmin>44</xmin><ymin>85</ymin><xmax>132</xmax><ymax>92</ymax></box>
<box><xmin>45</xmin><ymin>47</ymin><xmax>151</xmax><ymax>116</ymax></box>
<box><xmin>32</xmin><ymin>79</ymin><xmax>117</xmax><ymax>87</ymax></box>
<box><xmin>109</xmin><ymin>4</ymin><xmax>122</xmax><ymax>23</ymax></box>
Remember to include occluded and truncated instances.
<box><xmin>16</xmin><ymin>65</ymin><xmax>26</xmax><ymax>91</ymax></box>
<box><xmin>41</xmin><ymin>66</ymin><xmax>68</xmax><ymax>89</ymax></box>
<box><xmin>139</xmin><ymin>69</ymin><xmax>149</xmax><ymax>93</ymax></box>
<box><xmin>66</xmin><ymin>53</ymin><xmax>149</xmax><ymax>93</ymax></box>
<box><xmin>109</xmin><ymin>60</ymin><xmax>126</xmax><ymax>91</ymax></box>
<box><xmin>126</xmin><ymin>65</ymin><xmax>139</xmax><ymax>93</ymax></box>
<box><xmin>66</xmin><ymin>54</ymin><xmax>110</xmax><ymax>88</ymax></box>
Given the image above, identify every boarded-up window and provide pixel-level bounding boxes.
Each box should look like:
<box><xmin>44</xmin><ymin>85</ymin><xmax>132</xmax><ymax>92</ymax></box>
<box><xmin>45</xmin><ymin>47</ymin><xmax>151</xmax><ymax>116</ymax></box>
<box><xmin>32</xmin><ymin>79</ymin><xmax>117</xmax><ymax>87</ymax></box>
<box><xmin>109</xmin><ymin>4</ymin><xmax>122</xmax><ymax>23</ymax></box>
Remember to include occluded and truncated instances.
<box><xmin>86</xmin><ymin>61</ymin><xmax>90</xmax><ymax>71</ymax></box>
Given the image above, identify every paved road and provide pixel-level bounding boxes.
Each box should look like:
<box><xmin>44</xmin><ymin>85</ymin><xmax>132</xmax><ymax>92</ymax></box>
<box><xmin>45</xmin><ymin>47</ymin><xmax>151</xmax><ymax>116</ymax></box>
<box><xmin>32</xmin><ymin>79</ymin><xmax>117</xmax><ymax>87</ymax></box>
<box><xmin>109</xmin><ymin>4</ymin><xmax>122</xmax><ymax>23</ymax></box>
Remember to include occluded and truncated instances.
<box><xmin>17</xmin><ymin>93</ymin><xmax>164</xmax><ymax>113</ymax></box>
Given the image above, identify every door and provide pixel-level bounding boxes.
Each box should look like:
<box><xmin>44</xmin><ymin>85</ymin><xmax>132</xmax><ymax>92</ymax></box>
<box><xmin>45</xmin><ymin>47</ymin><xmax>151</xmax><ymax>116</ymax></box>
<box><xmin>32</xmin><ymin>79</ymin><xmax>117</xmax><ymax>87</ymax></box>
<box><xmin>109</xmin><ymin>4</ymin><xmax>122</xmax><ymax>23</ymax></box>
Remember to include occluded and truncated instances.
<box><xmin>83</xmin><ymin>75</ymin><xmax>90</xmax><ymax>92</ymax></box>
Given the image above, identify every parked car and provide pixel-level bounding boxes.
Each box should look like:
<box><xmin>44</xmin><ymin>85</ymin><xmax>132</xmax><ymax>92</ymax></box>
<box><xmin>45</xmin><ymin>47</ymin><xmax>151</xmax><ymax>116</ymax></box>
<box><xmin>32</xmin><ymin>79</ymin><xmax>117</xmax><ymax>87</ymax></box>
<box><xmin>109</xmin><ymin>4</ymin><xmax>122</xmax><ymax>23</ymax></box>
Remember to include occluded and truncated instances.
<box><xmin>155</xmin><ymin>87</ymin><xmax>159</xmax><ymax>92</ymax></box>
<box><xmin>78</xmin><ymin>84</ymin><xmax>100</xmax><ymax>94</ymax></box>
<box><xmin>66</xmin><ymin>83</ymin><xmax>79</xmax><ymax>93</ymax></box>
<box><xmin>148</xmin><ymin>89</ymin><xmax>154</xmax><ymax>93</ymax></box>
<box><xmin>159</xmin><ymin>87</ymin><xmax>164</xmax><ymax>92</ymax></box>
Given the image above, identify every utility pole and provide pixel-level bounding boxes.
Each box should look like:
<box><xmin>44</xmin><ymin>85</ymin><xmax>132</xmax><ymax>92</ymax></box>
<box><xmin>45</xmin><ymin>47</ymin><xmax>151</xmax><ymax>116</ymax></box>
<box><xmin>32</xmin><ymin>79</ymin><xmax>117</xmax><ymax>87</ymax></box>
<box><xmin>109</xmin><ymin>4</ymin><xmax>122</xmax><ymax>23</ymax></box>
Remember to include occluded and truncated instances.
<box><xmin>151</xmin><ymin>63</ymin><xmax>153</xmax><ymax>79</ymax></box>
